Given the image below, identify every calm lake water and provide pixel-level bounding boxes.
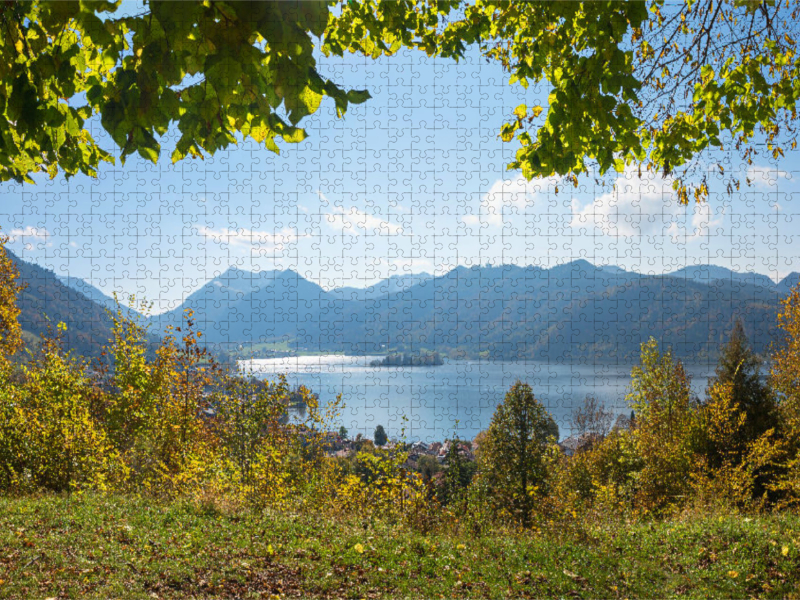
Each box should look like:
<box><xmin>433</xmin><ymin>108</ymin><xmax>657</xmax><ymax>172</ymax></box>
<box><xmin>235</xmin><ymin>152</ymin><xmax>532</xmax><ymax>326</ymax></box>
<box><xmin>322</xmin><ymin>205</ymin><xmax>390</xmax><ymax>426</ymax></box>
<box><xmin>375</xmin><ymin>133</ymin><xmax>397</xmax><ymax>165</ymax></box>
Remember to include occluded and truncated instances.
<box><xmin>240</xmin><ymin>355</ymin><xmax>716</xmax><ymax>442</ymax></box>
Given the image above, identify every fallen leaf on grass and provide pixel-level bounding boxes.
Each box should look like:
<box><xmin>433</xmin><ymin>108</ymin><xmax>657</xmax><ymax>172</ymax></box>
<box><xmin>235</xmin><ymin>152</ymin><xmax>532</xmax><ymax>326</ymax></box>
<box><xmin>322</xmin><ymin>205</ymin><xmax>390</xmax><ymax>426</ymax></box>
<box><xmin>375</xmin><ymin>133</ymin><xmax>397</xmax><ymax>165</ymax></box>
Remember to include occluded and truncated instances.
<box><xmin>563</xmin><ymin>569</ymin><xmax>588</xmax><ymax>585</ymax></box>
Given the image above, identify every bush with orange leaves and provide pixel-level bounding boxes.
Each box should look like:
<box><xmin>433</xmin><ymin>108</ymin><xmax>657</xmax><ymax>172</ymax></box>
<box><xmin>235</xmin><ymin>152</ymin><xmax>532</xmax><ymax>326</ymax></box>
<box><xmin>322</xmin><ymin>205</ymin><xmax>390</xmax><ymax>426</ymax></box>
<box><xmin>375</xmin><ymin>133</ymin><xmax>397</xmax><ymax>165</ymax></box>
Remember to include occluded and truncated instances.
<box><xmin>0</xmin><ymin>232</ymin><xmax>22</xmax><ymax>369</ymax></box>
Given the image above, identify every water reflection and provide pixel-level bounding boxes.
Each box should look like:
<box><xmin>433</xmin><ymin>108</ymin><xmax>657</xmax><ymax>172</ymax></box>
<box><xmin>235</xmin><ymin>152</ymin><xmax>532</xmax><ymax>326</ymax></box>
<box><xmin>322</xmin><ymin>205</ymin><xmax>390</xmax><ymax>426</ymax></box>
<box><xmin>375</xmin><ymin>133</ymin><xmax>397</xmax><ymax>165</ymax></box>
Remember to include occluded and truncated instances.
<box><xmin>241</xmin><ymin>356</ymin><xmax>715</xmax><ymax>442</ymax></box>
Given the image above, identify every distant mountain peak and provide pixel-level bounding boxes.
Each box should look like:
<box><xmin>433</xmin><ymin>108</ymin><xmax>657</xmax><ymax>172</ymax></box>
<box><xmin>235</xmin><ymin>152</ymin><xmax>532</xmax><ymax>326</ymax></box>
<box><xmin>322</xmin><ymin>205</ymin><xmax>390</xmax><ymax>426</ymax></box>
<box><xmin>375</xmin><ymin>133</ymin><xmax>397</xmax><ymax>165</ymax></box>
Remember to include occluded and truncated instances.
<box><xmin>57</xmin><ymin>274</ymin><xmax>141</xmax><ymax>319</ymax></box>
<box><xmin>219</xmin><ymin>266</ymin><xmax>282</xmax><ymax>279</ymax></box>
<box><xmin>666</xmin><ymin>264</ymin><xmax>777</xmax><ymax>290</ymax></box>
<box><xmin>778</xmin><ymin>272</ymin><xmax>800</xmax><ymax>294</ymax></box>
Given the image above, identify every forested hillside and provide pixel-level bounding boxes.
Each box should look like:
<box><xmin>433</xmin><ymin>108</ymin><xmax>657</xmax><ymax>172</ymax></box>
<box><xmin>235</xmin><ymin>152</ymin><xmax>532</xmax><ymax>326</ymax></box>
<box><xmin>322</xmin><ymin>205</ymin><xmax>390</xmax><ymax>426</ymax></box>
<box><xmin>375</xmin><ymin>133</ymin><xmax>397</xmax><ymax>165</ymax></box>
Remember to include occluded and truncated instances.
<box><xmin>147</xmin><ymin>261</ymin><xmax>789</xmax><ymax>360</ymax></box>
<box><xmin>10</xmin><ymin>250</ymin><xmax>117</xmax><ymax>358</ymax></box>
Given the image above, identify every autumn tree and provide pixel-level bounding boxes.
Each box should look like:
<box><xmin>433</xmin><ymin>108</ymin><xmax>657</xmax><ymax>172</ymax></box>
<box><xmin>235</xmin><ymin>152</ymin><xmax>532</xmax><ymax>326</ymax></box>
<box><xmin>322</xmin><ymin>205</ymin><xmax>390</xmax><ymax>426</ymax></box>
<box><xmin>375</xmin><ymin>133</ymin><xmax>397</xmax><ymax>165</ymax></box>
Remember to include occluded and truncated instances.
<box><xmin>0</xmin><ymin>233</ymin><xmax>23</xmax><ymax>366</ymax></box>
<box><xmin>768</xmin><ymin>283</ymin><xmax>800</xmax><ymax>503</ymax></box>
<box><xmin>104</xmin><ymin>303</ymin><xmax>160</xmax><ymax>453</ymax></box>
<box><xmin>571</xmin><ymin>395</ymin><xmax>614</xmax><ymax>441</ymax></box>
<box><xmin>772</xmin><ymin>284</ymin><xmax>800</xmax><ymax>440</ymax></box>
<box><xmin>626</xmin><ymin>338</ymin><xmax>697</xmax><ymax>511</ymax></box>
<box><xmin>478</xmin><ymin>381</ymin><xmax>554</xmax><ymax>527</ymax></box>
<box><xmin>707</xmin><ymin>319</ymin><xmax>776</xmax><ymax>454</ymax></box>
<box><xmin>2</xmin><ymin>1</ymin><xmax>798</xmax><ymax>202</ymax></box>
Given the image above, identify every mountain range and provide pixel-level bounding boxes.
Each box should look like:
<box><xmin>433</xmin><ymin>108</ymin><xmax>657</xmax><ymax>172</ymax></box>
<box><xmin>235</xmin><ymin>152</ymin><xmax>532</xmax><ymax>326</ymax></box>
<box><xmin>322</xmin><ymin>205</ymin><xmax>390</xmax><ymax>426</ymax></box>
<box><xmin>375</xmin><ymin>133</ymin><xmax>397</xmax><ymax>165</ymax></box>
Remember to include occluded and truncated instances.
<box><xmin>140</xmin><ymin>261</ymin><xmax>798</xmax><ymax>361</ymax></box>
<box><xmin>8</xmin><ymin>247</ymin><xmax>798</xmax><ymax>362</ymax></box>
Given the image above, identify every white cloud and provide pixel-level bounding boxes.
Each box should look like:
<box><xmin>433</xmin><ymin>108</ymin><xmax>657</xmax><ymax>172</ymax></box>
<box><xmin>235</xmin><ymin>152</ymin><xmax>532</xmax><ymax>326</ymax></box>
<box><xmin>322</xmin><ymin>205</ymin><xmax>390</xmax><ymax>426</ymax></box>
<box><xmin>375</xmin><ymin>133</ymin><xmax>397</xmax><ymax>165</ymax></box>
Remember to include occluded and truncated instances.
<box><xmin>325</xmin><ymin>206</ymin><xmax>404</xmax><ymax>236</ymax></box>
<box><xmin>368</xmin><ymin>255</ymin><xmax>435</xmax><ymax>274</ymax></box>
<box><xmin>747</xmin><ymin>165</ymin><xmax>792</xmax><ymax>188</ymax></box>
<box><xmin>317</xmin><ymin>191</ymin><xmax>404</xmax><ymax>236</ymax></box>
<box><xmin>463</xmin><ymin>175</ymin><xmax>560</xmax><ymax>228</ymax></box>
<box><xmin>196</xmin><ymin>226</ymin><xmax>301</xmax><ymax>252</ymax></box>
<box><xmin>569</xmin><ymin>167</ymin><xmax>723</xmax><ymax>242</ymax></box>
<box><xmin>7</xmin><ymin>226</ymin><xmax>50</xmax><ymax>240</ymax></box>
<box><xmin>6</xmin><ymin>226</ymin><xmax>51</xmax><ymax>250</ymax></box>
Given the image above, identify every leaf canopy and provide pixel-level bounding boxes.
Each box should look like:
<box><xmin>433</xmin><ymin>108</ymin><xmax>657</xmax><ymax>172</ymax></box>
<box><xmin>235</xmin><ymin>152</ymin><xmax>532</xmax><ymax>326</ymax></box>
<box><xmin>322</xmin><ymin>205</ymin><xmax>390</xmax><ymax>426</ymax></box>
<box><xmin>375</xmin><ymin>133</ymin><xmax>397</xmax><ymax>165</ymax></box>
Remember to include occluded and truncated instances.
<box><xmin>1</xmin><ymin>0</ymin><xmax>798</xmax><ymax>202</ymax></box>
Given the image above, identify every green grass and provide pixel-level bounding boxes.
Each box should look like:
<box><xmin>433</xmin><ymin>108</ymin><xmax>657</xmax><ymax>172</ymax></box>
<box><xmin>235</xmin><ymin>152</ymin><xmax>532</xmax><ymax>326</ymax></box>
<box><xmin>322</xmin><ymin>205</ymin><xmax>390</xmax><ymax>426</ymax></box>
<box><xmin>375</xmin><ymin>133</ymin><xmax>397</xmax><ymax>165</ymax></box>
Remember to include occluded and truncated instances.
<box><xmin>1</xmin><ymin>495</ymin><xmax>800</xmax><ymax>599</ymax></box>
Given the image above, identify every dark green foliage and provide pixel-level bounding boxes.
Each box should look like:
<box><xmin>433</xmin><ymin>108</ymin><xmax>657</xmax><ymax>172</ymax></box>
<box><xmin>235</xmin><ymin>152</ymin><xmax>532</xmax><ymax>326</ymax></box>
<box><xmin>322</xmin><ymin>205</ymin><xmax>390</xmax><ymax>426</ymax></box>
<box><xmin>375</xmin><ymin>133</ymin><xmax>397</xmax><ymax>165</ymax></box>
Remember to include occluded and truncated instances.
<box><xmin>441</xmin><ymin>440</ymin><xmax>477</xmax><ymax>505</ymax></box>
<box><xmin>478</xmin><ymin>381</ymin><xmax>554</xmax><ymax>527</ymax></box>
<box><xmin>708</xmin><ymin>319</ymin><xmax>777</xmax><ymax>449</ymax></box>
<box><xmin>373</xmin><ymin>425</ymin><xmax>388</xmax><ymax>447</ymax></box>
<box><xmin>369</xmin><ymin>352</ymin><xmax>444</xmax><ymax>367</ymax></box>
<box><xmin>5</xmin><ymin>2</ymin><xmax>796</xmax><ymax>207</ymax></box>
<box><xmin>416</xmin><ymin>455</ymin><xmax>441</xmax><ymax>484</ymax></box>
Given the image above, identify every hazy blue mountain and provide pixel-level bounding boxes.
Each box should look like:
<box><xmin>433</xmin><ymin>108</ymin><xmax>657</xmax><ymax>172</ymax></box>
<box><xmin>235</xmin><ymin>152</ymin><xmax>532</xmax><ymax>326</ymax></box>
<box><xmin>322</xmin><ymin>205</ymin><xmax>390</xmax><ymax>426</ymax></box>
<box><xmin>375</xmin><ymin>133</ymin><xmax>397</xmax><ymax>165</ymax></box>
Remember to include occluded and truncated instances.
<box><xmin>148</xmin><ymin>267</ymin><xmax>335</xmax><ymax>350</ymax></box>
<box><xmin>58</xmin><ymin>275</ymin><xmax>141</xmax><ymax>320</ymax></box>
<box><xmin>329</xmin><ymin>272</ymin><xmax>433</xmax><ymax>301</ymax></box>
<box><xmin>330</xmin><ymin>262</ymin><xmax>779</xmax><ymax>360</ymax></box>
<box><xmin>158</xmin><ymin>260</ymin><xmax>786</xmax><ymax>361</ymax></box>
<box><xmin>8</xmin><ymin>252</ymin><xmax>794</xmax><ymax>361</ymax></box>
<box><xmin>778</xmin><ymin>272</ymin><xmax>800</xmax><ymax>295</ymax></box>
<box><xmin>666</xmin><ymin>264</ymin><xmax>777</xmax><ymax>290</ymax></box>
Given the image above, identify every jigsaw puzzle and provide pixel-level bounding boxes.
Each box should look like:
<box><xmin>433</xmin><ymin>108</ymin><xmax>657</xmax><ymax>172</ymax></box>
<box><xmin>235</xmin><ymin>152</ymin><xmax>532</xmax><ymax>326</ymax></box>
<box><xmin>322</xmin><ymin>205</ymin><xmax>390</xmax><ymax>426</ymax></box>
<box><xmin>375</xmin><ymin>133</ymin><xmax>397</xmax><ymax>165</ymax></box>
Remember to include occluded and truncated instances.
<box><xmin>6</xmin><ymin>2</ymin><xmax>800</xmax><ymax>597</ymax></box>
<box><xmin>0</xmin><ymin>0</ymin><xmax>797</xmax><ymax>452</ymax></box>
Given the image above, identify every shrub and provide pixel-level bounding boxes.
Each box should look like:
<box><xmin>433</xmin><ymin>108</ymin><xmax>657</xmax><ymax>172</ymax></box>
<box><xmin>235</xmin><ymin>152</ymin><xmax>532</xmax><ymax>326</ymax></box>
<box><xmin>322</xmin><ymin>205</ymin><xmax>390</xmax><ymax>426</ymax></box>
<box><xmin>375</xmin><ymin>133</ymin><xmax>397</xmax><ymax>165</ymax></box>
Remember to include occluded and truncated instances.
<box><xmin>0</xmin><ymin>331</ymin><xmax>125</xmax><ymax>493</ymax></box>
<box><xmin>555</xmin><ymin>429</ymin><xmax>641</xmax><ymax>510</ymax></box>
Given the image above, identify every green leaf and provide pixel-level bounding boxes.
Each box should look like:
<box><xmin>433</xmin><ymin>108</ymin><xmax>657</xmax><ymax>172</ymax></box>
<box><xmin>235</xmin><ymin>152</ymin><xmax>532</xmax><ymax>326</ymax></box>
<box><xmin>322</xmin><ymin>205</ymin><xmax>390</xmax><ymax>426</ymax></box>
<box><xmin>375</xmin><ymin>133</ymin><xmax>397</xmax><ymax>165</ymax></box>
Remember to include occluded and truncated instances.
<box><xmin>75</xmin><ymin>12</ymin><xmax>114</xmax><ymax>47</ymax></box>
<box><xmin>346</xmin><ymin>89</ymin><xmax>371</xmax><ymax>105</ymax></box>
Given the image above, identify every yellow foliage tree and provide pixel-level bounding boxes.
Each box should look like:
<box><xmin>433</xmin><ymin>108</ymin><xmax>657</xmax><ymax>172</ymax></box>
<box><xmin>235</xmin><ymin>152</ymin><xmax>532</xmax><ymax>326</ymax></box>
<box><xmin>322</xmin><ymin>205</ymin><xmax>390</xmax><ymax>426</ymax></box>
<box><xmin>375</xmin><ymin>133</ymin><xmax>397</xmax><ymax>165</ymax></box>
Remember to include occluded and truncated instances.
<box><xmin>142</xmin><ymin>310</ymin><xmax>220</xmax><ymax>495</ymax></box>
<box><xmin>772</xmin><ymin>285</ymin><xmax>800</xmax><ymax>439</ymax></box>
<box><xmin>105</xmin><ymin>302</ymin><xmax>160</xmax><ymax>453</ymax></box>
<box><xmin>626</xmin><ymin>338</ymin><xmax>696</xmax><ymax>513</ymax></box>
<box><xmin>768</xmin><ymin>283</ymin><xmax>800</xmax><ymax>505</ymax></box>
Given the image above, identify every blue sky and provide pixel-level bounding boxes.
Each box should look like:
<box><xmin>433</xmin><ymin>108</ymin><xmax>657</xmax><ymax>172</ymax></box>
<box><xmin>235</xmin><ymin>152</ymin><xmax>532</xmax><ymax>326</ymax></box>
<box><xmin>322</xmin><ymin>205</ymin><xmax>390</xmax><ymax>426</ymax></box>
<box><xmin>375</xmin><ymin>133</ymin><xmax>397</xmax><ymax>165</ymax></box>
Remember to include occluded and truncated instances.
<box><xmin>1</xmin><ymin>11</ymin><xmax>798</xmax><ymax>314</ymax></box>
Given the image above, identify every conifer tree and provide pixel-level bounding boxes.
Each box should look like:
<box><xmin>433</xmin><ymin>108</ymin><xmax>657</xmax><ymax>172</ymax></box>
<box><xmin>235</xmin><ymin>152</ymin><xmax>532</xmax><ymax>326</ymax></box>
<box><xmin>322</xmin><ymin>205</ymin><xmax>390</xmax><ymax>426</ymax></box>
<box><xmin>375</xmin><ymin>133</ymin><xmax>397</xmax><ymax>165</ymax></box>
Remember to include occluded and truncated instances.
<box><xmin>478</xmin><ymin>381</ymin><xmax>553</xmax><ymax>527</ymax></box>
<box><xmin>441</xmin><ymin>439</ymin><xmax>477</xmax><ymax>505</ymax></box>
<box><xmin>710</xmin><ymin>319</ymin><xmax>776</xmax><ymax>448</ymax></box>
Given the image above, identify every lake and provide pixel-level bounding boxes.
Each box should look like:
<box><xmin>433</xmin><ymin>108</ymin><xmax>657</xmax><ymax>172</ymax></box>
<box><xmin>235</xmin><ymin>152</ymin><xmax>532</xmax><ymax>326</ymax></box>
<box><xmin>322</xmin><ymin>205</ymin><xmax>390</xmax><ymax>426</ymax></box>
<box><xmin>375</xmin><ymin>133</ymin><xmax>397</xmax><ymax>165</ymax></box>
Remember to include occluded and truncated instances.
<box><xmin>240</xmin><ymin>355</ymin><xmax>716</xmax><ymax>442</ymax></box>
